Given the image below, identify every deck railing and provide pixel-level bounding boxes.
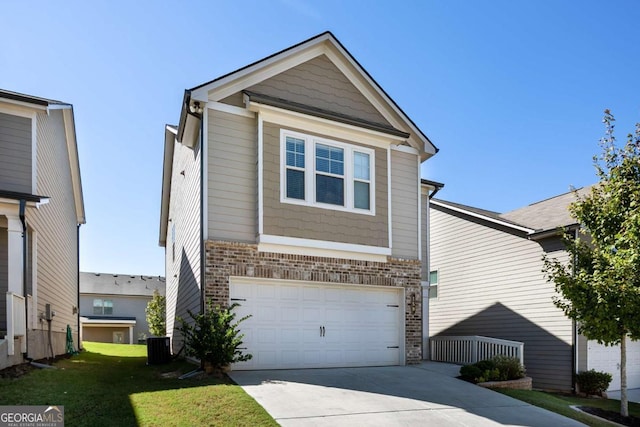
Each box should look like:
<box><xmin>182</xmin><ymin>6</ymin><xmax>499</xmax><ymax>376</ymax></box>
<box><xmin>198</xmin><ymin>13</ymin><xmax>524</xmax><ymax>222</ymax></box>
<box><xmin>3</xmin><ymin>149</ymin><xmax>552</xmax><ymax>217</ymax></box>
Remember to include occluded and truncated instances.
<box><xmin>6</xmin><ymin>292</ymin><xmax>26</xmax><ymax>355</ymax></box>
<box><xmin>430</xmin><ymin>335</ymin><xmax>524</xmax><ymax>366</ymax></box>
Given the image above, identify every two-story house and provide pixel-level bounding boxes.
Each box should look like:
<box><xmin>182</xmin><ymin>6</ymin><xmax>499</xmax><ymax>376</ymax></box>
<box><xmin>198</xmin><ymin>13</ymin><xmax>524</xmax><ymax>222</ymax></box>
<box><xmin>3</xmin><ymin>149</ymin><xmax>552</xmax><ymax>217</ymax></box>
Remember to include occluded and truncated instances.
<box><xmin>79</xmin><ymin>272</ymin><xmax>166</xmax><ymax>345</ymax></box>
<box><xmin>160</xmin><ymin>32</ymin><xmax>438</xmax><ymax>369</ymax></box>
<box><xmin>0</xmin><ymin>89</ymin><xmax>85</xmax><ymax>369</ymax></box>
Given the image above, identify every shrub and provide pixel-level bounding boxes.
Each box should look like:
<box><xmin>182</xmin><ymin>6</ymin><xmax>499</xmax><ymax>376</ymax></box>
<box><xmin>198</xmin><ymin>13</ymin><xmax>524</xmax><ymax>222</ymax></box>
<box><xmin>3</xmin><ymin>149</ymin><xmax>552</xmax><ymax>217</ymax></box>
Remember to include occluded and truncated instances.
<box><xmin>459</xmin><ymin>356</ymin><xmax>525</xmax><ymax>383</ymax></box>
<box><xmin>576</xmin><ymin>370</ymin><xmax>612</xmax><ymax>395</ymax></box>
<box><xmin>460</xmin><ymin>364</ymin><xmax>482</xmax><ymax>382</ymax></box>
<box><xmin>176</xmin><ymin>301</ymin><xmax>252</xmax><ymax>372</ymax></box>
<box><xmin>492</xmin><ymin>355</ymin><xmax>525</xmax><ymax>381</ymax></box>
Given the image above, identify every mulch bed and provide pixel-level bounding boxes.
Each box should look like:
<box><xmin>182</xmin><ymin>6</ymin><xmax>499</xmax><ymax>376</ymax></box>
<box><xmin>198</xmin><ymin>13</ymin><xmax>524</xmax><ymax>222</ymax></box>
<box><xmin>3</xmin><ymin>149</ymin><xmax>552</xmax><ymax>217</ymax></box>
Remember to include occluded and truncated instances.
<box><xmin>579</xmin><ymin>406</ymin><xmax>640</xmax><ymax>427</ymax></box>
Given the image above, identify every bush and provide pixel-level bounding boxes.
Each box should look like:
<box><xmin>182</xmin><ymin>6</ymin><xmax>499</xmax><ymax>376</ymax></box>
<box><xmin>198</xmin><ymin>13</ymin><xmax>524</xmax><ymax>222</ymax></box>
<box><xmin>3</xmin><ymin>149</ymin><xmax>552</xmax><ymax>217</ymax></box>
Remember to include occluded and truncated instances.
<box><xmin>576</xmin><ymin>370</ymin><xmax>612</xmax><ymax>395</ymax></box>
<box><xmin>493</xmin><ymin>355</ymin><xmax>525</xmax><ymax>381</ymax></box>
<box><xmin>459</xmin><ymin>356</ymin><xmax>525</xmax><ymax>383</ymax></box>
<box><xmin>145</xmin><ymin>290</ymin><xmax>166</xmax><ymax>337</ymax></box>
<box><xmin>176</xmin><ymin>301</ymin><xmax>252</xmax><ymax>372</ymax></box>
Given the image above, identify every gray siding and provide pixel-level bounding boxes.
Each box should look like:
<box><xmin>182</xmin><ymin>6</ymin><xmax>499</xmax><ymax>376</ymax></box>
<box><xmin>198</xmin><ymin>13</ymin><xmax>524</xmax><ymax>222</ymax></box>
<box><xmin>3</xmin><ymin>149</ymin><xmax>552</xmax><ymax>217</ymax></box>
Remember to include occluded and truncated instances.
<box><xmin>207</xmin><ymin>109</ymin><xmax>257</xmax><ymax>242</ymax></box>
<box><xmin>166</xmin><ymin>133</ymin><xmax>201</xmax><ymax>354</ymax></box>
<box><xmin>429</xmin><ymin>204</ymin><xmax>573</xmax><ymax>390</ymax></box>
<box><xmin>0</xmin><ymin>112</ymin><xmax>32</xmax><ymax>193</ymax></box>
<box><xmin>248</xmin><ymin>54</ymin><xmax>390</xmax><ymax>127</ymax></box>
<box><xmin>391</xmin><ymin>150</ymin><xmax>419</xmax><ymax>259</ymax></box>
<box><xmin>0</xmin><ymin>228</ymin><xmax>6</xmax><ymax>331</ymax></box>
<box><xmin>262</xmin><ymin>122</ymin><xmax>388</xmax><ymax>247</ymax></box>
<box><xmin>80</xmin><ymin>294</ymin><xmax>155</xmax><ymax>341</ymax></box>
<box><xmin>24</xmin><ymin>109</ymin><xmax>79</xmax><ymax>359</ymax></box>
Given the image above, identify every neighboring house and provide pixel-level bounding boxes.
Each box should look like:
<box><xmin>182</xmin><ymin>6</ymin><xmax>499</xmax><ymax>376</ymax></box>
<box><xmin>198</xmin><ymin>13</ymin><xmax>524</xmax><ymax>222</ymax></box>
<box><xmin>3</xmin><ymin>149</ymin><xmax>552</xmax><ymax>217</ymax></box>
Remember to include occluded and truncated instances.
<box><xmin>428</xmin><ymin>187</ymin><xmax>640</xmax><ymax>391</ymax></box>
<box><xmin>160</xmin><ymin>32</ymin><xmax>440</xmax><ymax>369</ymax></box>
<box><xmin>0</xmin><ymin>89</ymin><xmax>85</xmax><ymax>369</ymax></box>
<box><xmin>79</xmin><ymin>272</ymin><xmax>166</xmax><ymax>345</ymax></box>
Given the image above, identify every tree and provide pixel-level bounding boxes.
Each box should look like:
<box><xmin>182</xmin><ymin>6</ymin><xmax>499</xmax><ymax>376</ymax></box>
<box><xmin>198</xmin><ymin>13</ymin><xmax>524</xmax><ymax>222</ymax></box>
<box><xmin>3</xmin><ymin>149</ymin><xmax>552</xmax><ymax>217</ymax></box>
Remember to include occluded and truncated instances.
<box><xmin>145</xmin><ymin>289</ymin><xmax>166</xmax><ymax>337</ymax></box>
<box><xmin>176</xmin><ymin>301</ymin><xmax>252</xmax><ymax>373</ymax></box>
<box><xmin>543</xmin><ymin>110</ymin><xmax>640</xmax><ymax>417</ymax></box>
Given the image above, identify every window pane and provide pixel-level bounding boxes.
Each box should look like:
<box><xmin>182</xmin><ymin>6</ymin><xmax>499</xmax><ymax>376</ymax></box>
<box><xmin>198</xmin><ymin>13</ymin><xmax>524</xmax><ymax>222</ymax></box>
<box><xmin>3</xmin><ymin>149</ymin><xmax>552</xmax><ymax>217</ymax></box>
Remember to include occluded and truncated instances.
<box><xmin>286</xmin><ymin>137</ymin><xmax>305</xmax><ymax>167</ymax></box>
<box><xmin>316</xmin><ymin>144</ymin><xmax>344</xmax><ymax>176</ymax></box>
<box><xmin>286</xmin><ymin>169</ymin><xmax>305</xmax><ymax>199</ymax></box>
<box><xmin>354</xmin><ymin>181</ymin><xmax>370</xmax><ymax>210</ymax></box>
<box><xmin>429</xmin><ymin>270</ymin><xmax>438</xmax><ymax>284</ymax></box>
<box><xmin>316</xmin><ymin>174</ymin><xmax>344</xmax><ymax>205</ymax></box>
<box><xmin>93</xmin><ymin>299</ymin><xmax>102</xmax><ymax>315</ymax></box>
<box><xmin>354</xmin><ymin>152</ymin><xmax>370</xmax><ymax>180</ymax></box>
<box><xmin>428</xmin><ymin>285</ymin><xmax>438</xmax><ymax>299</ymax></box>
<box><xmin>104</xmin><ymin>300</ymin><xmax>113</xmax><ymax>315</ymax></box>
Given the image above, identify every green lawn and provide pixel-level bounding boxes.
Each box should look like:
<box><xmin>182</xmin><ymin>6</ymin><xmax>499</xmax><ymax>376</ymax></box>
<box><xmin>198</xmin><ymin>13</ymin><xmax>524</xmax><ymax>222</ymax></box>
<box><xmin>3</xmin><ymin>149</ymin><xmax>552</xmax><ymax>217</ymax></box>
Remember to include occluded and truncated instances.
<box><xmin>0</xmin><ymin>342</ymin><xmax>277</xmax><ymax>427</ymax></box>
<box><xmin>496</xmin><ymin>388</ymin><xmax>640</xmax><ymax>427</ymax></box>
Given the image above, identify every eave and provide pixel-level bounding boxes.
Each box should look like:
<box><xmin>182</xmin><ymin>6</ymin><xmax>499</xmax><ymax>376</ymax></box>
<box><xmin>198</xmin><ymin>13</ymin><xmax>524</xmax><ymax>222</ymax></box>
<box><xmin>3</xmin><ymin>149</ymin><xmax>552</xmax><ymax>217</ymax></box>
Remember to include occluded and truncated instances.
<box><xmin>159</xmin><ymin>125</ymin><xmax>177</xmax><ymax>247</ymax></box>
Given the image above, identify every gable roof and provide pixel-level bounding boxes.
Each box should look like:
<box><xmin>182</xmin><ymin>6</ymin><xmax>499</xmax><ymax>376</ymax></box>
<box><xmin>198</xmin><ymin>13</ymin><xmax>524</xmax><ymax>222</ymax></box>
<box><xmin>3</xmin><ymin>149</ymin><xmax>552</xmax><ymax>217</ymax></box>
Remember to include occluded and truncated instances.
<box><xmin>186</xmin><ymin>31</ymin><xmax>437</xmax><ymax>159</ymax></box>
<box><xmin>432</xmin><ymin>185</ymin><xmax>594</xmax><ymax>237</ymax></box>
<box><xmin>0</xmin><ymin>89</ymin><xmax>85</xmax><ymax>224</ymax></box>
<box><xmin>80</xmin><ymin>272</ymin><xmax>166</xmax><ymax>297</ymax></box>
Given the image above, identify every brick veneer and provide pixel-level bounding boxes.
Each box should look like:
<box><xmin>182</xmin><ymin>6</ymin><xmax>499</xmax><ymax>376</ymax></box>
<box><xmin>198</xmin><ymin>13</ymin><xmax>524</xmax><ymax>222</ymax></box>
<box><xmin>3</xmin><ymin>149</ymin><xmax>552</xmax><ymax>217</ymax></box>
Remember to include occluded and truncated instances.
<box><xmin>204</xmin><ymin>240</ymin><xmax>423</xmax><ymax>363</ymax></box>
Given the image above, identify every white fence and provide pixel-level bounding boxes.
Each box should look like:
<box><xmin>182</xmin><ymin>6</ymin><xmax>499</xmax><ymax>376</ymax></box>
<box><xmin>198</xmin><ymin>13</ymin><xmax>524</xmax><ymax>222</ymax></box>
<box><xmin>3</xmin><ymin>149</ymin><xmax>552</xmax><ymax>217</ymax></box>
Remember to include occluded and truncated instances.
<box><xmin>430</xmin><ymin>335</ymin><xmax>524</xmax><ymax>366</ymax></box>
<box><xmin>6</xmin><ymin>292</ymin><xmax>26</xmax><ymax>355</ymax></box>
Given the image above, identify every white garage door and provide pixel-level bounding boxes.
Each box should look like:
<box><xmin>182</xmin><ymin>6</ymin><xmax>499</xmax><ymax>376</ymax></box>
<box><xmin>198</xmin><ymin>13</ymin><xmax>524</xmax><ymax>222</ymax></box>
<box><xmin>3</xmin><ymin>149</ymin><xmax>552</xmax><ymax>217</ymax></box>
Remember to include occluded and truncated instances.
<box><xmin>230</xmin><ymin>279</ymin><xmax>404</xmax><ymax>370</ymax></box>
<box><xmin>588</xmin><ymin>338</ymin><xmax>640</xmax><ymax>391</ymax></box>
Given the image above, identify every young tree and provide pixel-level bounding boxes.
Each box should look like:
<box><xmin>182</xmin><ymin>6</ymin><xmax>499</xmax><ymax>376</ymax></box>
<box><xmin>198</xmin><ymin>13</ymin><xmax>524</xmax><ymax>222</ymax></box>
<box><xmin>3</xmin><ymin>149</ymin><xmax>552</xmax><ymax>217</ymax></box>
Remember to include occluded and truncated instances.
<box><xmin>543</xmin><ymin>110</ymin><xmax>640</xmax><ymax>417</ymax></box>
<box><xmin>145</xmin><ymin>289</ymin><xmax>166</xmax><ymax>337</ymax></box>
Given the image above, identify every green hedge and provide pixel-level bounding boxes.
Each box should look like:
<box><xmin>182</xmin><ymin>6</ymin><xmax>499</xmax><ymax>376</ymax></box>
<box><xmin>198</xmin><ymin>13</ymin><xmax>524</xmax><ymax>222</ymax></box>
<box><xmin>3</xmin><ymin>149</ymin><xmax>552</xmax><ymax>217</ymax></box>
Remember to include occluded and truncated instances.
<box><xmin>459</xmin><ymin>356</ymin><xmax>525</xmax><ymax>383</ymax></box>
<box><xmin>576</xmin><ymin>370</ymin><xmax>612</xmax><ymax>395</ymax></box>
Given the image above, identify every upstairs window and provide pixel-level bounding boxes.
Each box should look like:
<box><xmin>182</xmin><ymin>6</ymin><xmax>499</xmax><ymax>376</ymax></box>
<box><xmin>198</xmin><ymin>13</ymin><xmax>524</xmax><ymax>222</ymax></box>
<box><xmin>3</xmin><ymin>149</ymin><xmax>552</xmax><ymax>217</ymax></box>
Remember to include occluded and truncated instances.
<box><xmin>93</xmin><ymin>299</ymin><xmax>113</xmax><ymax>315</ymax></box>
<box><xmin>281</xmin><ymin>130</ymin><xmax>375</xmax><ymax>215</ymax></box>
<box><xmin>428</xmin><ymin>270</ymin><xmax>438</xmax><ymax>299</ymax></box>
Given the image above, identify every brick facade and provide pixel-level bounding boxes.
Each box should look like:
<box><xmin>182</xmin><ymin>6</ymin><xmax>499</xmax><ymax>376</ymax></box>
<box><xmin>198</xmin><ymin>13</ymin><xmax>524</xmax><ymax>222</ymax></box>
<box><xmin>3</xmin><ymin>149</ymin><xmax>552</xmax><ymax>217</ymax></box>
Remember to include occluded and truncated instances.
<box><xmin>204</xmin><ymin>240</ymin><xmax>423</xmax><ymax>363</ymax></box>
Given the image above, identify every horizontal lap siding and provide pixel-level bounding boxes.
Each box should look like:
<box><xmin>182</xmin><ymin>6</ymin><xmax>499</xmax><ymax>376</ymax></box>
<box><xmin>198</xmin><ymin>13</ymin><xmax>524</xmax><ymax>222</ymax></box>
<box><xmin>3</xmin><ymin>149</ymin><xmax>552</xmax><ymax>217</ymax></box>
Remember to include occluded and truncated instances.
<box><xmin>207</xmin><ymin>110</ymin><xmax>257</xmax><ymax>243</ymax></box>
<box><xmin>166</xmin><ymin>133</ymin><xmax>201</xmax><ymax>353</ymax></box>
<box><xmin>391</xmin><ymin>150</ymin><xmax>419</xmax><ymax>259</ymax></box>
<box><xmin>262</xmin><ymin>122</ymin><xmax>388</xmax><ymax>247</ymax></box>
<box><xmin>248</xmin><ymin>54</ymin><xmax>390</xmax><ymax>127</ymax></box>
<box><xmin>429</xmin><ymin>205</ymin><xmax>573</xmax><ymax>390</ymax></box>
<box><xmin>25</xmin><ymin>110</ymin><xmax>78</xmax><ymax>358</ymax></box>
<box><xmin>0</xmin><ymin>112</ymin><xmax>31</xmax><ymax>193</ymax></box>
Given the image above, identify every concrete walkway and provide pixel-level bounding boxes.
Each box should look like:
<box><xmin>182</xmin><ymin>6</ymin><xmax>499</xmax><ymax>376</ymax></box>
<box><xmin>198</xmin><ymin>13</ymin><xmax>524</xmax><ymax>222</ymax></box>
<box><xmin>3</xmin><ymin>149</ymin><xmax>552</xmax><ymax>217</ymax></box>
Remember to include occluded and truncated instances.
<box><xmin>229</xmin><ymin>362</ymin><xmax>585</xmax><ymax>426</ymax></box>
<box><xmin>607</xmin><ymin>388</ymin><xmax>640</xmax><ymax>403</ymax></box>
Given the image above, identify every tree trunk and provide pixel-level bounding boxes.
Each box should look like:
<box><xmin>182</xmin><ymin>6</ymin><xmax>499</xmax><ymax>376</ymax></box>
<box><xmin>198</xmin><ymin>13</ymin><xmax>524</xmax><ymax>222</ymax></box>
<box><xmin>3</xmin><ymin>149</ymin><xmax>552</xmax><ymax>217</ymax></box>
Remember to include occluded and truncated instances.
<box><xmin>621</xmin><ymin>334</ymin><xmax>628</xmax><ymax>417</ymax></box>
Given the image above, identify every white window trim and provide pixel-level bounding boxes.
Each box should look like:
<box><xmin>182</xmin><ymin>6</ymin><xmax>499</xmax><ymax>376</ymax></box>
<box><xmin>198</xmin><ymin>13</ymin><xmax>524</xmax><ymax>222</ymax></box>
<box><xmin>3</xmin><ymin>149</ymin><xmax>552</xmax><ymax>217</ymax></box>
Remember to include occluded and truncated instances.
<box><xmin>280</xmin><ymin>129</ymin><xmax>376</xmax><ymax>216</ymax></box>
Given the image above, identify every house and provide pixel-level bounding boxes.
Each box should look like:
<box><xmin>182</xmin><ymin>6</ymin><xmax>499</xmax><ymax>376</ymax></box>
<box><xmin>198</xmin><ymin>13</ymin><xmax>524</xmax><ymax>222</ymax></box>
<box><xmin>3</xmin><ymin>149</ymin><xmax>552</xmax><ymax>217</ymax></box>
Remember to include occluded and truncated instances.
<box><xmin>0</xmin><ymin>89</ymin><xmax>85</xmax><ymax>369</ymax></box>
<box><xmin>79</xmin><ymin>272</ymin><xmax>166</xmax><ymax>345</ymax></box>
<box><xmin>159</xmin><ymin>32</ymin><xmax>440</xmax><ymax>369</ymax></box>
<box><xmin>428</xmin><ymin>187</ymin><xmax>640</xmax><ymax>391</ymax></box>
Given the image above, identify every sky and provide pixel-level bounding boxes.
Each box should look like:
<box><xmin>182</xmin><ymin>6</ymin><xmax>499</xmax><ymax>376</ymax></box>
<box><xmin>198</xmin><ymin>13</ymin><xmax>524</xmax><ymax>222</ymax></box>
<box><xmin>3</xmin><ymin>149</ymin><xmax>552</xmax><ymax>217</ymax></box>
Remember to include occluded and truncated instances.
<box><xmin>1</xmin><ymin>1</ymin><xmax>639</xmax><ymax>277</ymax></box>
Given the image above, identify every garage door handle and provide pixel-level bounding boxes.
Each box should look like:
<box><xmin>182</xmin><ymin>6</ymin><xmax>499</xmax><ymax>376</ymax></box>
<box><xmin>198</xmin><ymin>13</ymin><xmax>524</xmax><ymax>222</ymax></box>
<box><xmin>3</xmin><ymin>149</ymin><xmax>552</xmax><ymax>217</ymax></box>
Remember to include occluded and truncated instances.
<box><xmin>320</xmin><ymin>326</ymin><xmax>325</xmax><ymax>337</ymax></box>
<box><xmin>230</xmin><ymin>298</ymin><xmax>246</xmax><ymax>301</ymax></box>
<box><xmin>387</xmin><ymin>304</ymin><xmax>399</xmax><ymax>307</ymax></box>
<box><xmin>387</xmin><ymin>346</ymin><xmax>399</xmax><ymax>349</ymax></box>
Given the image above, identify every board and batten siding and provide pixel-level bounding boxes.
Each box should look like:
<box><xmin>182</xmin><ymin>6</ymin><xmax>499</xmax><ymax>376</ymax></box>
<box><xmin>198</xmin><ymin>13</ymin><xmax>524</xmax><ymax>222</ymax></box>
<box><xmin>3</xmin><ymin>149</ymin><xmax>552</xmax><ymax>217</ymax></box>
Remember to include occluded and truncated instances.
<box><xmin>24</xmin><ymin>110</ymin><xmax>79</xmax><ymax>358</ymax></box>
<box><xmin>166</xmin><ymin>133</ymin><xmax>201</xmax><ymax>353</ymax></box>
<box><xmin>207</xmin><ymin>109</ymin><xmax>257</xmax><ymax>243</ymax></box>
<box><xmin>391</xmin><ymin>150</ymin><xmax>419</xmax><ymax>259</ymax></box>
<box><xmin>429</xmin><ymin>205</ymin><xmax>573</xmax><ymax>390</ymax></box>
<box><xmin>248</xmin><ymin>54</ymin><xmax>390</xmax><ymax>127</ymax></box>
<box><xmin>0</xmin><ymin>111</ymin><xmax>32</xmax><ymax>194</ymax></box>
<box><xmin>262</xmin><ymin>122</ymin><xmax>388</xmax><ymax>247</ymax></box>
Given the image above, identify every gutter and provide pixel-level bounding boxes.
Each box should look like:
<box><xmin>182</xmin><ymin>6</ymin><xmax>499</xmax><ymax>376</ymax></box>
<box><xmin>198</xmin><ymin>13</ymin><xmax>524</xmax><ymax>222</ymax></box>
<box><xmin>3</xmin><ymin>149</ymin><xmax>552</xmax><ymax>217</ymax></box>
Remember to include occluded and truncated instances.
<box><xmin>199</xmin><ymin>108</ymin><xmax>205</xmax><ymax>314</ymax></box>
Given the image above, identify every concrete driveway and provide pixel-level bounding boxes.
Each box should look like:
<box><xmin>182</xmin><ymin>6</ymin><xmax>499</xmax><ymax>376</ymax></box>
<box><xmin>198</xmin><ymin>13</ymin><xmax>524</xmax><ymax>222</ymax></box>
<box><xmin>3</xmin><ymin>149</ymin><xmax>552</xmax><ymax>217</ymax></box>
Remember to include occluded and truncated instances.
<box><xmin>229</xmin><ymin>362</ymin><xmax>585</xmax><ymax>426</ymax></box>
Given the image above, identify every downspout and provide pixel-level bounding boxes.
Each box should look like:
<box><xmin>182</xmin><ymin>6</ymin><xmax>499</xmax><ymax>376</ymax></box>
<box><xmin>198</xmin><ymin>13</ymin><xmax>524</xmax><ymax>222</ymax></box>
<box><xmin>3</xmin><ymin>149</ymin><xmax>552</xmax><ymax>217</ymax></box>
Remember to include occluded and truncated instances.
<box><xmin>77</xmin><ymin>223</ymin><xmax>81</xmax><ymax>350</ymax></box>
<box><xmin>18</xmin><ymin>199</ymin><xmax>29</xmax><ymax>358</ymax></box>
<box><xmin>571</xmin><ymin>227</ymin><xmax>579</xmax><ymax>393</ymax></box>
<box><xmin>199</xmin><ymin>111</ymin><xmax>205</xmax><ymax>315</ymax></box>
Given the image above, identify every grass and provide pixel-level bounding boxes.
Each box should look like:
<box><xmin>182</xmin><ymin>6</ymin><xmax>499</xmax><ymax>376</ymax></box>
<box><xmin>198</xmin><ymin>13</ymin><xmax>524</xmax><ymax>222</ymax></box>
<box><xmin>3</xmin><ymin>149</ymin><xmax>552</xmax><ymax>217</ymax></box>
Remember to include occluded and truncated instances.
<box><xmin>496</xmin><ymin>388</ymin><xmax>640</xmax><ymax>427</ymax></box>
<box><xmin>0</xmin><ymin>342</ymin><xmax>277</xmax><ymax>427</ymax></box>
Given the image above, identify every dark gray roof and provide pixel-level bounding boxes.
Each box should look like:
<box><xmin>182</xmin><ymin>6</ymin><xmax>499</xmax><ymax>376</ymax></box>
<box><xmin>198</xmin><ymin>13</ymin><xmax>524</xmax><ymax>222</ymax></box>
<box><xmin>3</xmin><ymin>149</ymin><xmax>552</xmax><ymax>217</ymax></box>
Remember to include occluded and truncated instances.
<box><xmin>0</xmin><ymin>89</ymin><xmax>69</xmax><ymax>107</ymax></box>
<box><xmin>434</xmin><ymin>185</ymin><xmax>595</xmax><ymax>234</ymax></box>
<box><xmin>501</xmin><ymin>186</ymin><xmax>593</xmax><ymax>231</ymax></box>
<box><xmin>80</xmin><ymin>272</ymin><xmax>165</xmax><ymax>297</ymax></box>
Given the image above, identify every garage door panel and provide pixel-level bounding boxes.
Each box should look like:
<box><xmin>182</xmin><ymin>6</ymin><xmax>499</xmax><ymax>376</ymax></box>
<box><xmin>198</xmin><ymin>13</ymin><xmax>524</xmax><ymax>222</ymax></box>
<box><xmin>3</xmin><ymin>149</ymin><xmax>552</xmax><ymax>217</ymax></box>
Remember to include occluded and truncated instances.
<box><xmin>231</xmin><ymin>280</ymin><xmax>403</xmax><ymax>370</ymax></box>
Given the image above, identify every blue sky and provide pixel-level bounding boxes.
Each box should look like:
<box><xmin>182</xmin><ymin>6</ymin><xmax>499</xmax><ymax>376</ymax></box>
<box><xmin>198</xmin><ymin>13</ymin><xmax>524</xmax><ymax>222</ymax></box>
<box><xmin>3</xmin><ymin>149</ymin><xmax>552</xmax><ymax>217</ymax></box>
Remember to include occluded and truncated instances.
<box><xmin>2</xmin><ymin>1</ymin><xmax>639</xmax><ymax>276</ymax></box>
